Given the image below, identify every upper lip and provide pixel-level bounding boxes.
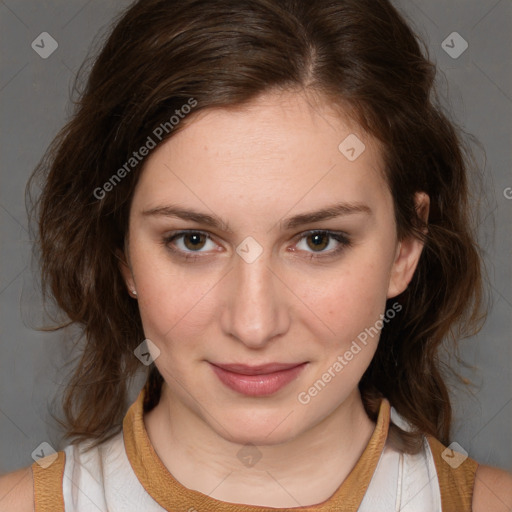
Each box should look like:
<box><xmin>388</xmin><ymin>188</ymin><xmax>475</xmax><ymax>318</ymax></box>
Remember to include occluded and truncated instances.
<box><xmin>210</xmin><ymin>362</ymin><xmax>306</xmax><ymax>375</ymax></box>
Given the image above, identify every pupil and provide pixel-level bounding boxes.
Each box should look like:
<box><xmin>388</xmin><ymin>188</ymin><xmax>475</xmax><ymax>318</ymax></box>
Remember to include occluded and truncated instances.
<box><xmin>186</xmin><ymin>233</ymin><xmax>204</xmax><ymax>250</ymax></box>
<box><xmin>310</xmin><ymin>233</ymin><xmax>327</xmax><ymax>251</ymax></box>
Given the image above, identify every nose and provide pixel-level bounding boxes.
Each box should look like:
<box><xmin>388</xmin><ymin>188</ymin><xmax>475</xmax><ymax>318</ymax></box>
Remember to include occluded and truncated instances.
<box><xmin>221</xmin><ymin>249</ymin><xmax>290</xmax><ymax>349</ymax></box>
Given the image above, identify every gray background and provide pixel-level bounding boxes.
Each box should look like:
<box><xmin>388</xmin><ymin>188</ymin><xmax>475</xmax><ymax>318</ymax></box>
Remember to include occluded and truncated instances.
<box><xmin>1</xmin><ymin>0</ymin><xmax>511</xmax><ymax>475</ymax></box>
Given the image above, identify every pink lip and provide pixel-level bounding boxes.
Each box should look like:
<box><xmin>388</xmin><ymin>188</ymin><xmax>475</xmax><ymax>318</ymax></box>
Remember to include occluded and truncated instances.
<box><xmin>209</xmin><ymin>362</ymin><xmax>307</xmax><ymax>396</ymax></box>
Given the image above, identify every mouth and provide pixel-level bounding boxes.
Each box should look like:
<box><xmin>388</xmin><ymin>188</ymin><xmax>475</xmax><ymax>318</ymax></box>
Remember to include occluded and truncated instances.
<box><xmin>209</xmin><ymin>362</ymin><xmax>308</xmax><ymax>397</ymax></box>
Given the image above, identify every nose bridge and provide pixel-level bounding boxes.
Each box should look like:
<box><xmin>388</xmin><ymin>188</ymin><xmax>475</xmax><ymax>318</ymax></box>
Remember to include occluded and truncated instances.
<box><xmin>223</xmin><ymin>246</ymin><xmax>287</xmax><ymax>348</ymax></box>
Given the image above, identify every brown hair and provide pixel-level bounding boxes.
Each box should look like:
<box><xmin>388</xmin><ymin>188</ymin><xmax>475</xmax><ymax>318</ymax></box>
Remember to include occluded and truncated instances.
<box><xmin>26</xmin><ymin>0</ymin><xmax>488</xmax><ymax>452</ymax></box>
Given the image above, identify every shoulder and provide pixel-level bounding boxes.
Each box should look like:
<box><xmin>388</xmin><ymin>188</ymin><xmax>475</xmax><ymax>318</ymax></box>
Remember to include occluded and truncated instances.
<box><xmin>472</xmin><ymin>464</ymin><xmax>512</xmax><ymax>512</ymax></box>
<box><xmin>0</xmin><ymin>465</ymin><xmax>34</xmax><ymax>512</ymax></box>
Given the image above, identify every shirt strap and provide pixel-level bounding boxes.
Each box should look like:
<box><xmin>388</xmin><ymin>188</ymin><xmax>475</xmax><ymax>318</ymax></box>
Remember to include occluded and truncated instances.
<box><xmin>425</xmin><ymin>435</ymin><xmax>478</xmax><ymax>512</ymax></box>
<box><xmin>32</xmin><ymin>450</ymin><xmax>66</xmax><ymax>512</ymax></box>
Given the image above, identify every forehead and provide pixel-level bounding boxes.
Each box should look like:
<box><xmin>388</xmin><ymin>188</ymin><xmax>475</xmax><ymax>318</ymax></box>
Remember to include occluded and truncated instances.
<box><xmin>132</xmin><ymin>90</ymin><xmax>389</xmax><ymax>220</ymax></box>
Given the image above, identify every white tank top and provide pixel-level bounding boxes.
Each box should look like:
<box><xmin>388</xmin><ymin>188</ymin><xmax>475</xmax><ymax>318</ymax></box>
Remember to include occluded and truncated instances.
<box><xmin>59</xmin><ymin>405</ymin><xmax>442</xmax><ymax>511</ymax></box>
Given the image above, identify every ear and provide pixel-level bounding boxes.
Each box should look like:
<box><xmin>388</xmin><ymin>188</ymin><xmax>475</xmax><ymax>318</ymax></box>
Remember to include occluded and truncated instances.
<box><xmin>387</xmin><ymin>192</ymin><xmax>429</xmax><ymax>299</ymax></box>
<box><xmin>116</xmin><ymin>246</ymin><xmax>137</xmax><ymax>297</ymax></box>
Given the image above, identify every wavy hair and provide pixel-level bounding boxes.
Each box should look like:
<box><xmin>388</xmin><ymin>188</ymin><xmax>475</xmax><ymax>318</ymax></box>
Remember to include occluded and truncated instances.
<box><xmin>26</xmin><ymin>0</ymin><xmax>488</xmax><ymax>451</ymax></box>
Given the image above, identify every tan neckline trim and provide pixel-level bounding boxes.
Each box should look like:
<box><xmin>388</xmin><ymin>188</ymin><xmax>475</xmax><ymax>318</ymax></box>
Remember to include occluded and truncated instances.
<box><xmin>123</xmin><ymin>388</ymin><xmax>391</xmax><ymax>512</ymax></box>
<box><xmin>32</xmin><ymin>451</ymin><xmax>66</xmax><ymax>512</ymax></box>
<box><xmin>426</xmin><ymin>435</ymin><xmax>478</xmax><ymax>512</ymax></box>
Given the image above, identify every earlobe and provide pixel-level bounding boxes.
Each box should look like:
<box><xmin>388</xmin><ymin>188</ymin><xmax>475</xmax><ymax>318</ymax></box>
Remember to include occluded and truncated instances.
<box><xmin>116</xmin><ymin>248</ymin><xmax>136</xmax><ymax>297</ymax></box>
<box><xmin>387</xmin><ymin>192</ymin><xmax>429</xmax><ymax>299</ymax></box>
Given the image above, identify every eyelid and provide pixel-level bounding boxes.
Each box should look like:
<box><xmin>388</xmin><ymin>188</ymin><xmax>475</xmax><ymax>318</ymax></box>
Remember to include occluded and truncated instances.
<box><xmin>292</xmin><ymin>229</ymin><xmax>350</xmax><ymax>243</ymax></box>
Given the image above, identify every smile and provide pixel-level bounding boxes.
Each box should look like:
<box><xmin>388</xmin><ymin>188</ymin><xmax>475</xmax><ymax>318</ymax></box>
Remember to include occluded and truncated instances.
<box><xmin>209</xmin><ymin>362</ymin><xmax>308</xmax><ymax>397</ymax></box>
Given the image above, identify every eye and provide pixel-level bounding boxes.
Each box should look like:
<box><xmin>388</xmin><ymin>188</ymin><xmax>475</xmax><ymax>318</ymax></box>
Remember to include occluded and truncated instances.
<box><xmin>162</xmin><ymin>230</ymin><xmax>218</xmax><ymax>260</ymax></box>
<box><xmin>293</xmin><ymin>230</ymin><xmax>351</xmax><ymax>259</ymax></box>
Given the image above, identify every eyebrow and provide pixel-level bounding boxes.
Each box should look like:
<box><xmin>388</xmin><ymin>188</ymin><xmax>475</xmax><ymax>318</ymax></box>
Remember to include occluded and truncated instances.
<box><xmin>141</xmin><ymin>202</ymin><xmax>371</xmax><ymax>232</ymax></box>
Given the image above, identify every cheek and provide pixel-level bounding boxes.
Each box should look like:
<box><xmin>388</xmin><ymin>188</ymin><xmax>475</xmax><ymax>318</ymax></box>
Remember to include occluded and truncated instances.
<box><xmin>297</xmin><ymin>266</ymin><xmax>387</xmax><ymax>402</ymax></box>
<box><xmin>297</xmin><ymin>258</ymin><xmax>391</xmax><ymax>343</ymax></box>
<box><xmin>131</xmin><ymin>246</ymin><xmax>219</xmax><ymax>344</ymax></box>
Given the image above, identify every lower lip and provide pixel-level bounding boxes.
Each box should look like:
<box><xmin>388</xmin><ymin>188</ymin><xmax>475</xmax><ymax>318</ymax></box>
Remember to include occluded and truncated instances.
<box><xmin>210</xmin><ymin>363</ymin><xmax>307</xmax><ymax>397</ymax></box>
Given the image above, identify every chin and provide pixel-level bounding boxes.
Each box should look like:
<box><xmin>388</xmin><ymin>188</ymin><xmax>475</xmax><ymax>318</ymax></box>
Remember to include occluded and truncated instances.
<box><xmin>213</xmin><ymin>407</ymin><xmax>303</xmax><ymax>446</ymax></box>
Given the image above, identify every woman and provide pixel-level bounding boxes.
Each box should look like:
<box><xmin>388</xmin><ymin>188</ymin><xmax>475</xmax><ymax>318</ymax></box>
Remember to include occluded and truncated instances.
<box><xmin>1</xmin><ymin>0</ymin><xmax>511</xmax><ymax>510</ymax></box>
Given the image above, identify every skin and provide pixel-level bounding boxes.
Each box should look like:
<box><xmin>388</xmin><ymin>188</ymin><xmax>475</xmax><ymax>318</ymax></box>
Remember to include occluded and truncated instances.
<box><xmin>118</xmin><ymin>88</ymin><xmax>428</xmax><ymax>506</ymax></box>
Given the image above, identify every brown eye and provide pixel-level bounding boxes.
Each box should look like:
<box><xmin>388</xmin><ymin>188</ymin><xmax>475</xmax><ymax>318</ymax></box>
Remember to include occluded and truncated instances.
<box><xmin>163</xmin><ymin>231</ymin><xmax>216</xmax><ymax>258</ymax></box>
<box><xmin>182</xmin><ymin>232</ymin><xmax>207</xmax><ymax>251</ymax></box>
<box><xmin>306</xmin><ymin>232</ymin><xmax>329</xmax><ymax>252</ymax></box>
<box><xmin>295</xmin><ymin>230</ymin><xmax>351</xmax><ymax>259</ymax></box>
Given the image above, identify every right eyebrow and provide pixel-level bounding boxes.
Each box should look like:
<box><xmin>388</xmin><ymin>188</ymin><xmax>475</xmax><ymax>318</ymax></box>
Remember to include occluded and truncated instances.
<box><xmin>141</xmin><ymin>205</ymin><xmax>233</xmax><ymax>233</ymax></box>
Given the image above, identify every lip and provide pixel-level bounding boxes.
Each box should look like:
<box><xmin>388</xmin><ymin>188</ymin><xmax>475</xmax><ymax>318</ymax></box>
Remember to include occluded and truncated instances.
<box><xmin>209</xmin><ymin>362</ymin><xmax>308</xmax><ymax>397</ymax></box>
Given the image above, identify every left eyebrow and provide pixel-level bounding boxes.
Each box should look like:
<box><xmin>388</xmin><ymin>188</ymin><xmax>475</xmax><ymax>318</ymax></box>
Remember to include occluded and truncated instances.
<box><xmin>282</xmin><ymin>202</ymin><xmax>372</xmax><ymax>230</ymax></box>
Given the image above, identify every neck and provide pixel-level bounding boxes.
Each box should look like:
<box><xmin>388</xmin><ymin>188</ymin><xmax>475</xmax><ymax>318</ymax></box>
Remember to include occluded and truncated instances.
<box><xmin>144</xmin><ymin>384</ymin><xmax>376</xmax><ymax>508</ymax></box>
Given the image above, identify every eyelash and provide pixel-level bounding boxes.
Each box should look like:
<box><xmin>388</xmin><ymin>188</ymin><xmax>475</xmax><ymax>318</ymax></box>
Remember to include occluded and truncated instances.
<box><xmin>161</xmin><ymin>230</ymin><xmax>352</xmax><ymax>262</ymax></box>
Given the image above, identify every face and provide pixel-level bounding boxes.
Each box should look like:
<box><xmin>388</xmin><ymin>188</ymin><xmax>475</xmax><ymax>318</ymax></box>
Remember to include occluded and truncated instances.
<box><xmin>120</xmin><ymin>89</ymin><xmax>427</xmax><ymax>445</ymax></box>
